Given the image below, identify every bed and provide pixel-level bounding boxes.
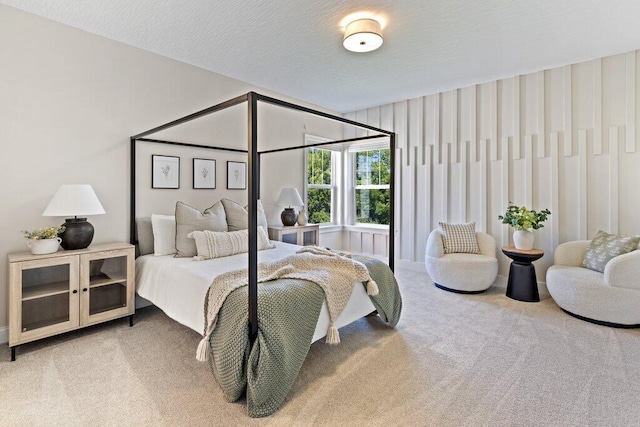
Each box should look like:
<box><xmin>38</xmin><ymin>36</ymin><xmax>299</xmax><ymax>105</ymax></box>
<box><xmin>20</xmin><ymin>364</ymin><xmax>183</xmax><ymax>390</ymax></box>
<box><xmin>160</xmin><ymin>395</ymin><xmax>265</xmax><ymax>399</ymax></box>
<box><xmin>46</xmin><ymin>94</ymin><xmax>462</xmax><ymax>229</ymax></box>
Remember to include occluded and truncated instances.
<box><xmin>136</xmin><ymin>241</ymin><xmax>378</xmax><ymax>342</ymax></box>
<box><xmin>130</xmin><ymin>92</ymin><xmax>401</xmax><ymax>416</ymax></box>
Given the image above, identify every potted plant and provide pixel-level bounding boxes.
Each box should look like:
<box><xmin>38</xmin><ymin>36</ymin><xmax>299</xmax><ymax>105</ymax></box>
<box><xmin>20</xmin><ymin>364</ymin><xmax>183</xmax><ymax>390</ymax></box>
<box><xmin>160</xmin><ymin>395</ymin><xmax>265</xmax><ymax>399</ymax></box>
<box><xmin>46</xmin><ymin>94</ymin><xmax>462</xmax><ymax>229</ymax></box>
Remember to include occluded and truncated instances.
<box><xmin>22</xmin><ymin>225</ymin><xmax>65</xmax><ymax>255</ymax></box>
<box><xmin>498</xmin><ymin>204</ymin><xmax>550</xmax><ymax>250</ymax></box>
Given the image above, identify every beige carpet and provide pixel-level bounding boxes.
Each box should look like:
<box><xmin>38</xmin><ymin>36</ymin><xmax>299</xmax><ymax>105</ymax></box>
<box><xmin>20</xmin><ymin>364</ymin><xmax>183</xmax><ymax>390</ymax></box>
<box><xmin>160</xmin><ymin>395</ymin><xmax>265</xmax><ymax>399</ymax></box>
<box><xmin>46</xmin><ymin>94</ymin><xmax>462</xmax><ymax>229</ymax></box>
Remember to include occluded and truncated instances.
<box><xmin>2</xmin><ymin>268</ymin><xmax>640</xmax><ymax>426</ymax></box>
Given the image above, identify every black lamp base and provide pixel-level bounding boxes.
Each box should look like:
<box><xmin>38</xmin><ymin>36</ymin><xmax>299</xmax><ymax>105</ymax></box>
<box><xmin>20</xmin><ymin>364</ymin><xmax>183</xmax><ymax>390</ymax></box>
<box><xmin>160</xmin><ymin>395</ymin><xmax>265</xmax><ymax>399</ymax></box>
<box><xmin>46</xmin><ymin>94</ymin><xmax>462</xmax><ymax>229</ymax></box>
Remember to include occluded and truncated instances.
<box><xmin>60</xmin><ymin>218</ymin><xmax>94</xmax><ymax>250</ymax></box>
<box><xmin>280</xmin><ymin>208</ymin><xmax>298</xmax><ymax>226</ymax></box>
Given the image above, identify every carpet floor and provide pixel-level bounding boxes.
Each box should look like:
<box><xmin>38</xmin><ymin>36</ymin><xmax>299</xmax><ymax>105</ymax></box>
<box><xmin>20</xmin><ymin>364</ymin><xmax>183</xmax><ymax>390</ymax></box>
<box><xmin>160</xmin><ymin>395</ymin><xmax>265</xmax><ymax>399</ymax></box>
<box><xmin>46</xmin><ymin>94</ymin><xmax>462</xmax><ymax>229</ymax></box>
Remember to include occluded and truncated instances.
<box><xmin>1</xmin><ymin>268</ymin><xmax>639</xmax><ymax>426</ymax></box>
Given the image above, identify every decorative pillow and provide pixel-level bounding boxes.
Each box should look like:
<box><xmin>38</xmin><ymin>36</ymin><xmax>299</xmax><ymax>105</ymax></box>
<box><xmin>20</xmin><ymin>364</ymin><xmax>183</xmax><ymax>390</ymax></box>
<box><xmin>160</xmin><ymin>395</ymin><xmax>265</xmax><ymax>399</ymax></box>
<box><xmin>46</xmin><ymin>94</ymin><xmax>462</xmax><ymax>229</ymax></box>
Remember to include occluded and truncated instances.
<box><xmin>175</xmin><ymin>201</ymin><xmax>227</xmax><ymax>257</ymax></box>
<box><xmin>188</xmin><ymin>226</ymin><xmax>274</xmax><ymax>260</ymax></box>
<box><xmin>151</xmin><ymin>214</ymin><xmax>176</xmax><ymax>256</ymax></box>
<box><xmin>582</xmin><ymin>230</ymin><xmax>640</xmax><ymax>273</ymax></box>
<box><xmin>438</xmin><ymin>222</ymin><xmax>480</xmax><ymax>254</ymax></box>
<box><xmin>135</xmin><ymin>217</ymin><xmax>154</xmax><ymax>256</ymax></box>
<box><xmin>220</xmin><ymin>198</ymin><xmax>268</xmax><ymax>231</ymax></box>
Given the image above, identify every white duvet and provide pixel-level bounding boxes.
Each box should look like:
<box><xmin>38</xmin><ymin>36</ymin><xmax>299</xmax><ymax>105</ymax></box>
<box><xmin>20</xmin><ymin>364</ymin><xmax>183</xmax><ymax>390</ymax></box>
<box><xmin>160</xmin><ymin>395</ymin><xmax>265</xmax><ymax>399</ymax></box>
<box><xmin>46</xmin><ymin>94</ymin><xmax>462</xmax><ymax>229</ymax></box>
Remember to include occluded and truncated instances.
<box><xmin>135</xmin><ymin>242</ymin><xmax>375</xmax><ymax>342</ymax></box>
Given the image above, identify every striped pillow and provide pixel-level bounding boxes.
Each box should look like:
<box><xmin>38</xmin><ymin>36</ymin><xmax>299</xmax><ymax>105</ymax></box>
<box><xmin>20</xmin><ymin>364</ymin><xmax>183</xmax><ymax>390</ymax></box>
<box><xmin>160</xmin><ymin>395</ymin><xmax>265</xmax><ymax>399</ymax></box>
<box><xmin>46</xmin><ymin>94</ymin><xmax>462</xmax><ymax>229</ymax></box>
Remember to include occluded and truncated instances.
<box><xmin>187</xmin><ymin>226</ymin><xmax>274</xmax><ymax>260</ymax></box>
<box><xmin>439</xmin><ymin>222</ymin><xmax>480</xmax><ymax>254</ymax></box>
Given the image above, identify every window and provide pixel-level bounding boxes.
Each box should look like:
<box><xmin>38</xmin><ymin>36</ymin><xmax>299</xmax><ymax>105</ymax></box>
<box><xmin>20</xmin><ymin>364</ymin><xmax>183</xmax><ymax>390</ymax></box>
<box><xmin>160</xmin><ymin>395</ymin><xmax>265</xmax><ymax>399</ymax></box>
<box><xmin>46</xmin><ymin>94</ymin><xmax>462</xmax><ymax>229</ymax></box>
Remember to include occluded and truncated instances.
<box><xmin>306</xmin><ymin>147</ymin><xmax>335</xmax><ymax>224</ymax></box>
<box><xmin>354</xmin><ymin>148</ymin><xmax>390</xmax><ymax>225</ymax></box>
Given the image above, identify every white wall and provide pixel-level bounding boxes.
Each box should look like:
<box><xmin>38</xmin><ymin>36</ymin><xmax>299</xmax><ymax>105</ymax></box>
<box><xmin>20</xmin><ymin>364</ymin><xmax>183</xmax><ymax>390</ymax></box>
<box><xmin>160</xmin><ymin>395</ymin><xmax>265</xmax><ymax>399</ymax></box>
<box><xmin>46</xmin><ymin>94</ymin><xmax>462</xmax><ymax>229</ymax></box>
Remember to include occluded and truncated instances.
<box><xmin>346</xmin><ymin>50</ymin><xmax>640</xmax><ymax>289</ymax></box>
<box><xmin>0</xmin><ymin>5</ymin><xmax>342</xmax><ymax>335</ymax></box>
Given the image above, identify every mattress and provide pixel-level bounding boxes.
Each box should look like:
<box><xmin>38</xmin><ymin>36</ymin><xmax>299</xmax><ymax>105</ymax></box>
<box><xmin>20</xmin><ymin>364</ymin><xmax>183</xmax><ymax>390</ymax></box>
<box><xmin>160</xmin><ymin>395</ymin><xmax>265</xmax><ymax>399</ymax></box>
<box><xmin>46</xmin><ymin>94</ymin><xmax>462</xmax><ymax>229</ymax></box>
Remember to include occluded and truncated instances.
<box><xmin>135</xmin><ymin>242</ymin><xmax>375</xmax><ymax>342</ymax></box>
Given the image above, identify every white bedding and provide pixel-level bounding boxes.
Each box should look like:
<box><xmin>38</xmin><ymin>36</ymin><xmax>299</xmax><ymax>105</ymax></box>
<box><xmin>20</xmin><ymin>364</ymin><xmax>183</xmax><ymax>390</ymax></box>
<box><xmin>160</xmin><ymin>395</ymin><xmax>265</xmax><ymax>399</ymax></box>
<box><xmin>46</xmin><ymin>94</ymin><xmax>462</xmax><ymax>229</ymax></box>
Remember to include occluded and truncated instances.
<box><xmin>135</xmin><ymin>242</ymin><xmax>375</xmax><ymax>342</ymax></box>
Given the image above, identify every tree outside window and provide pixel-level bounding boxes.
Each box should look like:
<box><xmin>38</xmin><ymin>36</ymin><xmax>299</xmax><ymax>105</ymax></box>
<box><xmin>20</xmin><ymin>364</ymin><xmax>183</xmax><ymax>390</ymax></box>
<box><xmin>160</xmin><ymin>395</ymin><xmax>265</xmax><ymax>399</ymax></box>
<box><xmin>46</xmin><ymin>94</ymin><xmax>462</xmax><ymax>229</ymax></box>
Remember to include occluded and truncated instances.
<box><xmin>355</xmin><ymin>149</ymin><xmax>390</xmax><ymax>224</ymax></box>
<box><xmin>306</xmin><ymin>148</ymin><xmax>333</xmax><ymax>224</ymax></box>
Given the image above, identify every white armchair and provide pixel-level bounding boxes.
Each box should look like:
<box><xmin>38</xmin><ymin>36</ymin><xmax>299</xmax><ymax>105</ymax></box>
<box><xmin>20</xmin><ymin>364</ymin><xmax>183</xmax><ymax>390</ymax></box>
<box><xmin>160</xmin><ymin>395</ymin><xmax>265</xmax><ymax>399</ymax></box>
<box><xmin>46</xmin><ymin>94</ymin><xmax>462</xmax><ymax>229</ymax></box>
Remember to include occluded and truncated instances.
<box><xmin>424</xmin><ymin>228</ymin><xmax>498</xmax><ymax>293</ymax></box>
<box><xmin>546</xmin><ymin>240</ymin><xmax>640</xmax><ymax>327</ymax></box>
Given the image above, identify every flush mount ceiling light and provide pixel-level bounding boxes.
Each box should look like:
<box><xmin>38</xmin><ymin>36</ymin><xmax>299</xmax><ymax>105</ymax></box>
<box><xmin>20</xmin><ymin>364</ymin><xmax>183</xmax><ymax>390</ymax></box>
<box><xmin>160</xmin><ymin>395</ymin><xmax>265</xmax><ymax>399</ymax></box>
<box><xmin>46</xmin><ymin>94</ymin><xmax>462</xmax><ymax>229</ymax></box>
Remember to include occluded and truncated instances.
<box><xmin>343</xmin><ymin>18</ymin><xmax>383</xmax><ymax>53</ymax></box>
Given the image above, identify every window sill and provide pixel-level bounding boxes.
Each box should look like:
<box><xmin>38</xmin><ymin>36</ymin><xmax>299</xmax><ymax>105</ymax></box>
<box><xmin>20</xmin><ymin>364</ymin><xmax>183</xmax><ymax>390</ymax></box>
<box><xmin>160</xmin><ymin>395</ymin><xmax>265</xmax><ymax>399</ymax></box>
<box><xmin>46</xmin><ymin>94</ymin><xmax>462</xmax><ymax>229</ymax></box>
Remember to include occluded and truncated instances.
<box><xmin>343</xmin><ymin>224</ymin><xmax>389</xmax><ymax>234</ymax></box>
<box><xmin>315</xmin><ymin>224</ymin><xmax>391</xmax><ymax>234</ymax></box>
<box><xmin>318</xmin><ymin>224</ymin><xmax>343</xmax><ymax>233</ymax></box>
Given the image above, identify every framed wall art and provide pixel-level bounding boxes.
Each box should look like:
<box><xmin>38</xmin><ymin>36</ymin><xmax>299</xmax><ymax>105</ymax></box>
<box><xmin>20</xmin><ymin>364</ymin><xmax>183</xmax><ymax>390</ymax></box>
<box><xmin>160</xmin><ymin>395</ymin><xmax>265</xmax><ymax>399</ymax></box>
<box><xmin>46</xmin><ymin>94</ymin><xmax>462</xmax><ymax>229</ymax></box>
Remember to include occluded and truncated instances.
<box><xmin>152</xmin><ymin>155</ymin><xmax>180</xmax><ymax>189</ymax></box>
<box><xmin>193</xmin><ymin>158</ymin><xmax>216</xmax><ymax>189</ymax></box>
<box><xmin>227</xmin><ymin>161</ymin><xmax>246</xmax><ymax>190</ymax></box>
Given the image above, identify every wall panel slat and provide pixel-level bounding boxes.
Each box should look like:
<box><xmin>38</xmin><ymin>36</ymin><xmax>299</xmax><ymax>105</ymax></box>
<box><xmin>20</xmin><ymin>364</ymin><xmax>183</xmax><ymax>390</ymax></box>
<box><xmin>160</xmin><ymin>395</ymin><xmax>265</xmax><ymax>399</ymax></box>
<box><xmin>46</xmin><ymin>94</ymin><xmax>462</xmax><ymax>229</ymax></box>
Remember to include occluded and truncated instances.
<box><xmin>564</xmin><ymin>65</ymin><xmax>573</xmax><ymax>157</ymax></box>
<box><xmin>593</xmin><ymin>59</ymin><xmax>603</xmax><ymax>155</ymax></box>
<box><xmin>626</xmin><ymin>51</ymin><xmax>636</xmax><ymax>153</ymax></box>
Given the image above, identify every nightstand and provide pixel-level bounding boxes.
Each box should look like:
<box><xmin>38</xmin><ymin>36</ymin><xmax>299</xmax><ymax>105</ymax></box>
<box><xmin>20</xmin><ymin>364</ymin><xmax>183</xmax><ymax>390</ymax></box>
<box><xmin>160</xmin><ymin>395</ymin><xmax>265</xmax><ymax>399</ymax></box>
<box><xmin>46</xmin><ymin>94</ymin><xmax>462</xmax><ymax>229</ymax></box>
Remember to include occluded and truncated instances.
<box><xmin>268</xmin><ymin>224</ymin><xmax>319</xmax><ymax>246</ymax></box>
<box><xmin>8</xmin><ymin>242</ymin><xmax>135</xmax><ymax>361</ymax></box>
<box><xmin>501</xmin><ymin>246</ymin><xmax>544</xmax><ymax>302</ymax></box>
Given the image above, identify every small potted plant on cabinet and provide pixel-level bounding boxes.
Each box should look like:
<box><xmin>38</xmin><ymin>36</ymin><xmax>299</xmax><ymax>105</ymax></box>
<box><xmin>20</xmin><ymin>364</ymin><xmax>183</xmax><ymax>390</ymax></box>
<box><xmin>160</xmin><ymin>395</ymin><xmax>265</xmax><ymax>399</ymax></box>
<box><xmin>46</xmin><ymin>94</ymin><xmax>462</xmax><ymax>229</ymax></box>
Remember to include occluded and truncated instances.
<box><xmin>22</xmin><ymin>225</ymin><xmax>65</xmax><ymax>255</ymax></box>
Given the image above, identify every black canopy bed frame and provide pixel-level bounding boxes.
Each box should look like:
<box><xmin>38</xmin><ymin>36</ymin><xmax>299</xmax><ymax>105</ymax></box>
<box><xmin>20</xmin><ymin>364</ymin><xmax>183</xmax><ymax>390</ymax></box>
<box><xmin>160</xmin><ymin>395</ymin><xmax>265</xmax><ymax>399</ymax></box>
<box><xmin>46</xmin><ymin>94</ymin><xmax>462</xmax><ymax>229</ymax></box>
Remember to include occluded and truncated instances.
<box><xmin>129</xmin><ymin>91</ymin><xmax>396</xmax><ymax>346</ymax></box>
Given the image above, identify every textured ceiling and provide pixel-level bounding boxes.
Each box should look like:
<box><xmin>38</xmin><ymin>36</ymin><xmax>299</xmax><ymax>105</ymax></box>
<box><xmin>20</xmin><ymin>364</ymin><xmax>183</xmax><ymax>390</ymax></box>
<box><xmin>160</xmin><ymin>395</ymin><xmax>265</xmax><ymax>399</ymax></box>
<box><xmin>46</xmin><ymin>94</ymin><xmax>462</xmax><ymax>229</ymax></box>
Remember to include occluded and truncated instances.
<box><xmin>3</xmin><ymin>0</ymin><xmax>640</xmax><ymax>112</ymax></box>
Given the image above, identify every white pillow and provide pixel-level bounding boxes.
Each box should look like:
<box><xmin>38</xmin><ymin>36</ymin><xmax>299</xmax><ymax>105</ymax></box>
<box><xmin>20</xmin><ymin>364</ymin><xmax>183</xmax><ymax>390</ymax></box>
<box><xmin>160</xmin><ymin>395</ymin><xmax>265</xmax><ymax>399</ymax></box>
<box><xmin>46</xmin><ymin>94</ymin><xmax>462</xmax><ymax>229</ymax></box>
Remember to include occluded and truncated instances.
<box><xmin>151</xmin><ymin>214</ymin><xmax>177</xmax><ymax>256</ymax></box>
<box><xmin>187</xmin><ymin>226</ymin><xmax>274</xmax><ymax>260</ymax></box>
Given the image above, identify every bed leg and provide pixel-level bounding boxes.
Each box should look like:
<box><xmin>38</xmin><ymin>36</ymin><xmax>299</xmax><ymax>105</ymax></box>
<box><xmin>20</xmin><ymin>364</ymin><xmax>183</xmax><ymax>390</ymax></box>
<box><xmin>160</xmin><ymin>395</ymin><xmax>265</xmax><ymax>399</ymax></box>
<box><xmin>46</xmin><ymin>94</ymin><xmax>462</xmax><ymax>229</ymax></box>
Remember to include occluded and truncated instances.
<box><xmin>129</xmin><ymin>314</ymin><xmax>134</xmax><ymax>327</ymax></box>
<box><xmin>11</xmin><ymin>346</ymin><xmax>16</xmax><ymax>362</ymax></box>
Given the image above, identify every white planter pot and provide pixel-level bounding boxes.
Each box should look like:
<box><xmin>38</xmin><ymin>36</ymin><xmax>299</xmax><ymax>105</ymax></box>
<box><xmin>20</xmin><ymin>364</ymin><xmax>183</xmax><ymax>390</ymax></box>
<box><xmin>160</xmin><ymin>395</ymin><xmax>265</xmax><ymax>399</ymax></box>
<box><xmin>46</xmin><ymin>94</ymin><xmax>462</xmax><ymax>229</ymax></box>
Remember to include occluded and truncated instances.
<box><xmin>27</xmin><ymin>237</ymin><xmax>62</xmax><ymax>255</ymax></box>
<box><xmin>513</xmin><ymin>230</ymin><xmax>534</xmax><ymax>250</ymax></box>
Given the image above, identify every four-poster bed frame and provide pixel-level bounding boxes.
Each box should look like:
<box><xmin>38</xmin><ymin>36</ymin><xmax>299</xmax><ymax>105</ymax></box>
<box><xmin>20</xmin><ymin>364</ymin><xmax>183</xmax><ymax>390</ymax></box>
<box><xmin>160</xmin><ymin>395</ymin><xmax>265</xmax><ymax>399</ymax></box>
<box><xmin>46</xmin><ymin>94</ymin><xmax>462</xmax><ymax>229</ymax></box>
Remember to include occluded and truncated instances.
<box><xmin>130</xmin><ymin>91</ymin><xmax>396</xmax><ymax>345</ymax></box>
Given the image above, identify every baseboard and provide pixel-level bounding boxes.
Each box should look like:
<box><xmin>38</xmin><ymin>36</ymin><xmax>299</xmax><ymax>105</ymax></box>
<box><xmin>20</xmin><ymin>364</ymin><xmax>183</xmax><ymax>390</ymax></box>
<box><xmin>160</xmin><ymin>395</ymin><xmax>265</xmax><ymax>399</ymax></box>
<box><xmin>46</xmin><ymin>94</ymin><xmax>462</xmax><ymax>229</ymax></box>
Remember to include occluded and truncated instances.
<box><xmin>493</xmin><ymin>275</ymin><xmax>508</xmax><ymax>289</ymax></box>
<box><xmin>0</xmin><ymin>326</ymin><xmax>7</xmax><ymax>345</ymax></box>
<box><xmin>395</xmin><ymin>259</ymin><xmax>426</xmax><ymax>272</ymax></box>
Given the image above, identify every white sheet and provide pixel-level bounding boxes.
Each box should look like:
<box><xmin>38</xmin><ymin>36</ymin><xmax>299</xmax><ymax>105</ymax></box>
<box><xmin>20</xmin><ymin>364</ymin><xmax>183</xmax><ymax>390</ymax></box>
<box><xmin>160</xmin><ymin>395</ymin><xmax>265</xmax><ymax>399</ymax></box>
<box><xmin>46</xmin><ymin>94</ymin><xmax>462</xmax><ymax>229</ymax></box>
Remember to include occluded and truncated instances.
<box><xmin>135</xmin><ymin>242</ymin><xmax>375</xmax><ymax>342</ymax></box>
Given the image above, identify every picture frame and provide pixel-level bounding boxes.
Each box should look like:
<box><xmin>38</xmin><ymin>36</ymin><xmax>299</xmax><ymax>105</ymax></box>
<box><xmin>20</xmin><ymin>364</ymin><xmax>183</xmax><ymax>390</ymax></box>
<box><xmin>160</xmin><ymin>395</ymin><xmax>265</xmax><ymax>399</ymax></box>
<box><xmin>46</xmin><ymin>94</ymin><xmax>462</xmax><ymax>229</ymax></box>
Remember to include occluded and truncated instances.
<box><xmin>152</xmin><ymin>155</ymin><xmax>180</xmax><ymax>189</ymax></box>
<box><xmin>227</xmin><ymin>161</ymin><xmax>247</xmax><ymax>190</ymax></box>
<box><xmin>193</xmin><ymin>158</ymin><xmax>216</xmax><ymax>189</ymax></box>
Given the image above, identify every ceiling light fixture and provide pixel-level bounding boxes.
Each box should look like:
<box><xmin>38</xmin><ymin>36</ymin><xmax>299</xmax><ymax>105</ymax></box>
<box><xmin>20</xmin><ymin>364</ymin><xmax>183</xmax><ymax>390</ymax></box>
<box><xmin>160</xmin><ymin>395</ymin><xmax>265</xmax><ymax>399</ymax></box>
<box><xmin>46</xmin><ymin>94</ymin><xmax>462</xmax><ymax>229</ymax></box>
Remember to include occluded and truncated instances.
<box><xmin>343</xmin><ymin>18</ymin><xmax>383</xmax><ymax>53</ymax></box>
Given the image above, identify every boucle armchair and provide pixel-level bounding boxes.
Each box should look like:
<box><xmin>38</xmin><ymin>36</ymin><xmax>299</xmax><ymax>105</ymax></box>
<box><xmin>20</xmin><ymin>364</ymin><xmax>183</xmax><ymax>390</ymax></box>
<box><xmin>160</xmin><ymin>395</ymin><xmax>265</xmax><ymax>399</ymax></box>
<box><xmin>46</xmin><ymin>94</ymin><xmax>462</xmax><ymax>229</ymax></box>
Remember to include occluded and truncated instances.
<box><xmin>546</xmin><ymin>240</ymin><xmax>640</xmax><ymax>327</ymax></box>
<box><xmin>424</xmin><ymin>228</ymin><xmax>498</xmax><ymax>293</ymax></box>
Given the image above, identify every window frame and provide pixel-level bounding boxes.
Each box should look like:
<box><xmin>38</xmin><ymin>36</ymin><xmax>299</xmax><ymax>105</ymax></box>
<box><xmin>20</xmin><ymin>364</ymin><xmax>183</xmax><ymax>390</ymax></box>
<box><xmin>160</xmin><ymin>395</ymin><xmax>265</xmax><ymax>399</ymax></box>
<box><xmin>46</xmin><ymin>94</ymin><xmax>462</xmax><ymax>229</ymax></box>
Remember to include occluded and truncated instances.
<box><xmin>351</xmin><ymin>144</ymin><xmax>391</xmax><ymax>226</ymax></box>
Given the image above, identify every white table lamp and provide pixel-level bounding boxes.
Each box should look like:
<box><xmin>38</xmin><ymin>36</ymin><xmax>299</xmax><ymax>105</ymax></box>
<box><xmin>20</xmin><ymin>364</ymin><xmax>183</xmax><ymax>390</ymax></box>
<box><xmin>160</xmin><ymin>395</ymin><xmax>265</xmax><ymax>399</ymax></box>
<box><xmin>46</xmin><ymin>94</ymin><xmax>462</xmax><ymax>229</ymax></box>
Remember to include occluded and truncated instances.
<box><xmin>43</xmin><ymin>184</ymin><xmax>106</xmax><ymax>250</ymax></box>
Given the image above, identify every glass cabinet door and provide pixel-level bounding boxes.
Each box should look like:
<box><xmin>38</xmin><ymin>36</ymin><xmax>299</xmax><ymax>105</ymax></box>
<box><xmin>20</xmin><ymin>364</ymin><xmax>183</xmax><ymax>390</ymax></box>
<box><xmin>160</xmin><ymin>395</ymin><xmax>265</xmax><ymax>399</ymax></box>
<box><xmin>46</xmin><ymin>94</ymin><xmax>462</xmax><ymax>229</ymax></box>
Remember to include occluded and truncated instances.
<box><xmin>11</xmin><ymin>256</ymin><xmax>79</xmax><ymax>343</ymax></box>
<box><xmin>80</xmin><ymin>250</ymin><xmax>133</xmax><ymax>325</ymax></box>
<box><xmin>282</xmin><ymin>232</ymin><xmax>298</xmax><ymax>245</ymax></box>
<box><xmin>303</xmin><ymin>230</ymin><xmax>317</xmax><ymax>246</ymax></box>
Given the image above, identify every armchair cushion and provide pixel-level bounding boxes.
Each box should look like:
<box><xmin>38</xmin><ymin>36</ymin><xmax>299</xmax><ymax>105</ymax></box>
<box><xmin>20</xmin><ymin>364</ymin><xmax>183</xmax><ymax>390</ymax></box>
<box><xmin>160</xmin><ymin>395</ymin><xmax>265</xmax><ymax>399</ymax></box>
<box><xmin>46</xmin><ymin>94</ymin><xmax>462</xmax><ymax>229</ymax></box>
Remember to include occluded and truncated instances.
<box><xmin>553</xmin><ymin>240</ymin><xmax>589</xmax><ymax>267</ymax></box>
<box><xmin>582</xmin><ymin>230</ymin><xmax>640</xmax><ymax>273</ymax></box>
<box><xmin>438</xmin><ymin>222</ymin><xmax>479</xmax><ymax>254</ymax></box>
<box><xmin>604</xmin><ymin>250</ymin><xmax>640</xmax><ymax>291</ymax></box>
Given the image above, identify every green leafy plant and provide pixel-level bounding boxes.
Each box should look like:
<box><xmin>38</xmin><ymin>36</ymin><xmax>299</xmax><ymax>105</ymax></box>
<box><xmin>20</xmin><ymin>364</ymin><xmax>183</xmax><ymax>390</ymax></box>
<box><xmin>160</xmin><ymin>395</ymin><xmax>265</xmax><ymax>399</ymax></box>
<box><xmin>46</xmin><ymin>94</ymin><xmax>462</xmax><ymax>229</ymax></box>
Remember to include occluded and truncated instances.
<box><xmin>498</xmin><ymin>204</ymin><xmax>550</xmax><ymax>231</ymax></box>
<box><xmin>22</xmin><ymin>225</ymin><xmax>65</xmax><ymax>240</ymax></box>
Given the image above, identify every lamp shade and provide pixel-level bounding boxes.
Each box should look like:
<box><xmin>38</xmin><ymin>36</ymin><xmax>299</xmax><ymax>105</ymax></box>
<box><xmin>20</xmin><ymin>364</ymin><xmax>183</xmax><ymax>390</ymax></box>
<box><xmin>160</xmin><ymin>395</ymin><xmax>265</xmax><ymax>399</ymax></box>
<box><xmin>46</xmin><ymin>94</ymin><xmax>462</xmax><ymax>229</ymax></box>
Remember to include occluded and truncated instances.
<box><xmin>42</xmin><ymin>184</ymin><xmax>106</xmax><ymax>217</ymax></box>
<box><xmin>275</xmin><ymin>188</ymin><xmax>304</xmax><ymax>207</ymax></box>
<box><xmin>343</xmin><ymin>18</ymin><xmax>383</xmax><ymax>53</ymax></box>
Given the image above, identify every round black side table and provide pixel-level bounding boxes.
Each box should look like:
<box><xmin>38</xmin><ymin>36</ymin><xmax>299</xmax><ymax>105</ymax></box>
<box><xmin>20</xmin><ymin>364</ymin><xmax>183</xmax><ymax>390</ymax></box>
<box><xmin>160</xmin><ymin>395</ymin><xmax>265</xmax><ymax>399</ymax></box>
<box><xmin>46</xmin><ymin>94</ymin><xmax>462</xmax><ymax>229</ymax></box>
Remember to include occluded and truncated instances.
<box><xmin>502</xmin><ymin>246</ymin><xmax>544</xmax><ymax>302</ymax></box>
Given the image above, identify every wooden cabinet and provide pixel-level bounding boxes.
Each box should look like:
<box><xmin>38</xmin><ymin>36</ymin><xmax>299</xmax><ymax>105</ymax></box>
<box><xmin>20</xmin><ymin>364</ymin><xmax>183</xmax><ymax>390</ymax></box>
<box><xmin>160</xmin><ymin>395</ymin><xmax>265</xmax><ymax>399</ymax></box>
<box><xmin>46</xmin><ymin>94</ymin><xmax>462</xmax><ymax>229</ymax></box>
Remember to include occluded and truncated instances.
<box><xmin>8</xmin><ymin>242</ymin><xmax>135</xmax><ymax>361</ymax></box>
<box><xmin>268</xmin><ymin>224</ymin><xmax>320</xmax><ymax>246</ymax></box>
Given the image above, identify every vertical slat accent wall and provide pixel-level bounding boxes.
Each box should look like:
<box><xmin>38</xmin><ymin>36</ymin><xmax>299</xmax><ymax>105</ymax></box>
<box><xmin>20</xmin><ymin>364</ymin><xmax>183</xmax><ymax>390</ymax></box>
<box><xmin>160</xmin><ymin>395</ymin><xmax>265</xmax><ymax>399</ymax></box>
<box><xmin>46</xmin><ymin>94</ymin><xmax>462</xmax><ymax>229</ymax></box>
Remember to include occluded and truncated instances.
<box><xmin>343</xmin><ymin>50</ymin><xmax>640</xmax><ymax>280</ymax></box>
